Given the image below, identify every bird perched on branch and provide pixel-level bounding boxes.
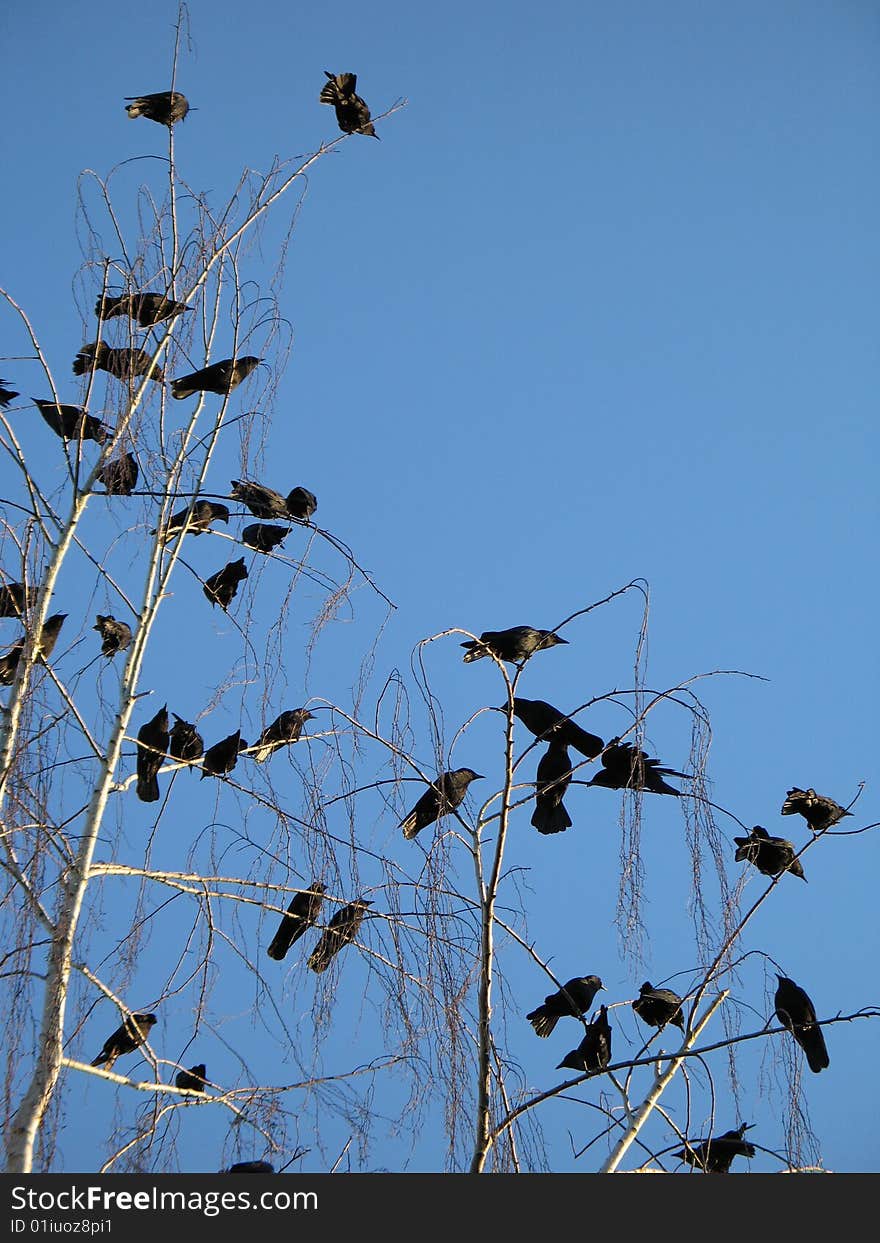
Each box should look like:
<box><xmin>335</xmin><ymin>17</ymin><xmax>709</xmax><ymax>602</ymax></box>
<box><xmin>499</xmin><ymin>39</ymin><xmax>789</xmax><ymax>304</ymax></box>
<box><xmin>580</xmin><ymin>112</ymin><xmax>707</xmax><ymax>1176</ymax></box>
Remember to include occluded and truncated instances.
<box><xmin>530</xmin><ymin>741</ymin><xmax>574</xmax><ymax>835</ymax></box>
<box><xmin>72</xmin><ymin>342</ymin><xmax>164</xmax><ymax>383</ymax></box>
<box><xmin>169</xmin><ymin>715</ymin><xmax>204</xmax><ymax>768</ymax></box>
<box><xmin>781</xmin><ymin>787</ymin><xmax>851</xmax><ymax>833</ymax></box>
<box><xmin>93</xmin><ymin>615</ymin><xmax>132</xmax><ymax>658</ymax></box>
<box><xmin>175</xmin><ymin>1064</ymin><xmax>207</xmax><ymax>1093</ymax></box>
<box><xmin>124</xmin><ymin>91</ymin><xmax>189</xmax><ymax>126</ymax></box>
<box><xmin>201</xmin><ymin>729</ymin><xmax>247</xmax><ymax>780</ymax></box>
<box><xmin>0</xmin><ymin>613</ymin><xmax>67</xmax><ymax>685</ymax></box>
<box><xmin>526</xmin><ymin>975</ymin><xmax>603</xmax><ymax>1038</ymax></box>
<box><xmin>154</xmin><ymin>501</ymin><xmax>230</xmax><ymax>543</ymax></box>
<box><xmin>0</xmin><ymin>581</ymin><xmax>37</xmax><ymax>619</ymax></box>
<box><xmin>135</xmin><ymin>703</ymin><xmax>169</xmax><ymax>802</ymax></box>
<box><xmin>632</xmin><ymin>982</ymin><xmax>685</xmax><ymax>1032</ymax></box>
<box><xmin>0</xmin><ymin>380</ymin><xmax>19</xmax><ymax>408</ymax></box>
<box><xmin>90</xmin><ymin>1012</ymin><xmax>157</xmax><ymax>1071</ymax></box>
<box><xmin>511</xmin><ymin>697</ymin><xmax>604</xmax><ymax>759</ymax></box>
<box><xmin>307</xmin><ymin>897</ymin><xmax>372</xmax><ymax>973</ymax></box>
<box><xmin>588</xmin><ymin>739</ymin><xmax>685</xmax><ymax>796</ymax></box>
<box><xmin>230</xmin><ymin>480</ymin><xmax>289</xmax><ymax>520</ymax></box>
<box><xmin>225</xmin><ymin>1162</ymin><xmax>275</xmax><ymax>1174</ymax></box>
<box><xmin>241</xmin><ymin>523</ymin><xmax>288</xmax><ymax>555</ymax></box>
<box><xmin>249</xmin><ymin>708</ymin><xmax>313</xmax><ymax>763</ymax></box>
<box><xmin>171</xmin><ymin>356</ymin><xmax>261</xmax><ymax>400</ymax></box>
<box><xmin>673</xmin><ymin>1123</ymin><xmax>755</xmax><ymax>1173</ymax></box>
<box><xmin>203</xmin><ymin>558</ymin><xmax>248</xmax><ymax>610</ymax></box>
<box><xmin>734</xmin><ymin>826</ymin><xmax>806</xmax><ymax>882</ymax></box>
<box><xmin>461</xmin><ymin>626</ymin><xmax>567</xmax><ymax>665</ymax></box>
<box><xmin>267</xmin><ymin>882</ymin><xmax>326</xmax><ymax>961</ymax></box>
<box><xmin>95</xmin><ymin>292</ymin><xmax>189</xmax><ymax>327</ymax></box>
<box><xmin>31</xmin><ymin>398</ymin><xmax>112</xmax><ymax>445</ymax></box>
<box><xmin>557</xmin><ymin>1005</ymin><xmax>613</xmax><ymax>1073</ymax></box>
<box><xmin>774</xmin><ymin>974</ymin><xmax>829</xmax><ymax>1073</ymax></box>
<box><xmin>284</xmin><ymin>486</ymin><xmax>318</xmax><ymax>522</ymax></box>
<box><xmin>319</xmin><ymin>71</ymin><xmax>379</xmax><ymax>138</ymax></box>
<box><xmin>399</xmin><ymin>768</ymin><xmax>483</xmax><ymax>840</ymax></box>
<box><xmin>97</xmin><ymin>452</ymin><xmax>139</xmax><ymax>496</ymax></box>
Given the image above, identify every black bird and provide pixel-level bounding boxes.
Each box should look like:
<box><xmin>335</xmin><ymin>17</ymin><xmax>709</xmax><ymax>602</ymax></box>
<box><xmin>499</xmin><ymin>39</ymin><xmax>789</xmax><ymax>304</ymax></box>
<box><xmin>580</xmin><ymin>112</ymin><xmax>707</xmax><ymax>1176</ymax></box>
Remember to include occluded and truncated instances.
<box><xmin>319</xmin><ymin>71</ymin><xmax>379</xmax><ymax>138</ymax></box>
<box><xmin>284</xmin><ymin>486</ymin><xmax>318</xmax><ymax>522</ymax></box>
<box><xmin>72</xmin><ymin>342</ymin><xmax>164</xmax><ymax>383</ymax></box>
<box><xmin>171</xmin><ymin>356</ymin><xmax>261</xmax><ymax>400</ymax></box>
<box><xmin>203</xmin><ymin>558</ymin><xmax>248</xmax><ymax>610</ymax></box>
<box><xmin>781</xmin><ymin>787</ymin><xmax>851</xmax><ymax>833</ymax></box>
<box><xmin>0</xmin><ymin>581</ymin><xmax>37</xmax><ymax>618</ymax></box>
<box><xmin>124</xmin><ymin>91</ymin><xmax>190</xmax><ymax>126</ymax></box>
<box><xmin>97</xmin><ymin>452</ymin><xmax>139</xmax><ymax>496</ymax></box>
<box><xmin>673</xmin><ymin>1123</ymin><xmax>755</xmax><ymax>1174</ymax></box>
<box><xmin>267</xmin><ymin>882</ymin><xmax>327</xmax><ymax>961</ymax></box>
<box><xmin>530</xmin><ymin>741</ymin><xmax>574</xmax><ymax>835</ymax></box>
<box><xmin>0</xmin><ymin>380</ymin><xmax>19</xmax><ymax>407</ymax></box>
<box><xmin>632</xmin><ymin>982</ymin><xmax>685</xmax><ymax>1032</ymax></box>
<box><xmin>154</xmin><ymin>500</ymin><xmax>230</xmax><ymax>542</ymax></box>
<box><xmin>95</xmin><ymin>292</ymin><xmax>189</xmax><ymax>327</ymax></box>
<box><xmin>557</xmin><ymin>1005</ymin><xmax>613</xmax><ymax>1073</ymax></box>
<box><xmin>307</xmin><ymin>897</ymin><xmax>373</xmax><ymax>973</ymax></box>
<box><xmin>225</xmin><ymin>1162</ymin><xmax>275</xmax><ymax>1174</ymax></box>
<box><xmin>168</xmin><ymin>715</ymin><xmax>204</xmax><ymax>767</ymax></box>
<box><xmin>90</xmin><ymin>1012</ymin><xmax>157</xmax><ymax>1071</ymax></box>
<box><xmin>511</xmin><ymin>697</ymin><xmax>604</xmax><ymax>759</ymax></box>
<box><xmin>31</xmin><ymin>398</ymin><xmax>112</xmax><ymax>445</ymax></box>
<box><xmin>230</xmin><ymin>480</ymin><xmax>289</xmax><ymax>520</ymax></box>
<box><xmin>526</xmin><ymin>975</ymin><xmax>604</xmax><ymax>1038</ymax></box>
<box><xmin>588</xmin><ymin>739</ymin><xmax>685</xmax><ymax>796</ymax></box>
<box><xmin>0</xmin><ymin>613</ymin><xmax>67</xmax><ymax>685</ymax></box>
<box><xmin>201</xmin><ymin>729</ymin><xmax>246</xmax><ymax>780</ymax></box>
<box><xmin>461</xmin><ymin>626</ymin><xmax>568</xmax><ymax>665</ymax></box>
<box><xmin>774</xmin><ymin>974</ymin><xmax>830</xmax><ymax>1073</ymax></box>
<box><xmin>135</xmin><ymin>704</ymin><xmax>170</xmax><ymax>802</ymax></box>
<box><xmin>175</xmin><ymin>1064</ymin><xmax>207</xmax><ymax>1093</ymax></box>
<box><xmin>93</xmin><ymin>615</ymin><xmax>132</xmax><ymax>658</ymax></box>
<box><xmin>399</xmin><ymin>768</ymin><xmax>484</xmax><ymax>840</ymax></box>
<box><xmin>241</xmin><ymin>523</ymin><xmax>288</xmax><ymax>555</ymax></box>
<box><xmin>734</xmin><ymin>826</ymin><xmax>806</xmax><ymax>882</ymax></box>
<box><xmin>249</xmin><ymin>707</ymin><xmax>314</xmax><ymax>763</ymax></box>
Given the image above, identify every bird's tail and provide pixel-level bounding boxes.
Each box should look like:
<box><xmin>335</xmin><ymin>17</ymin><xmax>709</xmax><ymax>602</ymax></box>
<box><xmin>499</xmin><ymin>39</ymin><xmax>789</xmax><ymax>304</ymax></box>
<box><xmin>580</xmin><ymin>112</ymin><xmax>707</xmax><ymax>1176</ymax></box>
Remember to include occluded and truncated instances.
<box><xmin>400</xmin><ymin>813</ymin><xmax>420</xmax><ymax>840</ymax></box>
<box><xmin>804</xmin><ymin>1030</ymin><xmax>830</xmax><ymax>1073</ymax></box>
<box><xmin>526</xmin><ymin>1009</ymin><xmax>558</xmax><ymax>1039</ymax></box>
<box><xmin>171</xmin><ymin>379</ymin><xmax>195</xmax><ymax>400</ymax></box>
<box><xmin>530</xmin><ymin>802</ymin><xmax>573</xmax><ymax>835</ymax></box>
<box><xmin>460</xmin><ymin>641</ymin><xmax>487</xmax><ymax>663</ymax></box>
<box><xmin>136</xmin><ymin>775</ymin><xmax>160</xmax><ymax>803</ymax></box>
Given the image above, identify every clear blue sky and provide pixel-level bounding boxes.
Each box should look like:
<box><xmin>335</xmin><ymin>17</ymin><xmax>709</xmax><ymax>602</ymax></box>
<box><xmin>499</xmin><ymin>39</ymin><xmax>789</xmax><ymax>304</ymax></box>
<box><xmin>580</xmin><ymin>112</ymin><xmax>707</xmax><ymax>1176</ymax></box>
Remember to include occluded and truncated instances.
<box><xmin>1</xmin><ymin>0</ymin><xmax>877</xmax><ymax>1173</ymax></box>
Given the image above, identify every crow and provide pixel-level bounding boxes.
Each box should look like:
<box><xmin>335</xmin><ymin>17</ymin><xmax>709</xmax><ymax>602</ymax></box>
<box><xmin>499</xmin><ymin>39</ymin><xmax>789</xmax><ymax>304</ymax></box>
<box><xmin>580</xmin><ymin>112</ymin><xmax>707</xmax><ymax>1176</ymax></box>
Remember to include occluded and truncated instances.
<box><xmin>588</xmin><ymin>738</ymin><xmax>685</xmax><ymax>796</ymax></box>
<box><xmin>0</xmin><ymin>613</ymin><xmax>67</xmax><ymax>685</ymax></box>
<box><xmin>90</xmin><ymin>1012</ymin><xmax>157</xmax><ymax>1071</ymax></box>
<box><xmin>0</xmin><ymin>380</ymin><xmax>19</xmax><ymax>407</ymax></box>
<box><xmin>93</xmin><ymin>615</ymin><xmax>132</xmax><ymax>658</ymax></box>
<box><xmin>95</xmin><ymin>292</ymin><xmax>189</xmax><ymax>327</ymax></box>
<box><xmin>72</xmin><ymin>342</ymin><xmax>164</xmax><ymax>383</ymax></box>
<box><xmin>526</xmin><ymin>975</ymin><xmax>603</xmax><ymax>1038</ymax></box>
<box><xmin>674</xmin><ymin>1123</ymin><xmax>755</xmax><ymax>1173</ymax></box>
<box><xmin>230</xmin><ymin>480</ymin><xmax>289</xmax><ymax>520</ymax></box>
<box><xmin>31</xmin><ymin>398</ymin><xmax>112</xmax><ymax>445</ymax></box>
<box><xmin>530</xmin><ymin>741</ymin><xmax>574</xmax><ymax>835</ymax></box>
<box><xmin>267</xmin><ymin>882</ymin><xmax>327</xmax><ymax>961</ymax></box>
<box><xmin>241</xmin><ymin>523</ymin><xmax>288</xmax><ymax>555</ymax></box>
<box><xmin>175</xmin><ymin>1064</ymin><xmax>207</xmax><ymax>1093</ymax></box>
<box><xmin>557</xmin><ymin>1005</ymin><xmax>613</xmax><ymax>1073</ymax></box>
<box><xmin>511</xmin><ymin>697</ymin><xmax>604</xmax><ymax>759</ymax></box>
<box><xmin>307</xmin><ymin>897</ymin><xmax>373</xmax><ymax>973</ymax></box>
<box><xmin>461</xmin><ymin>626</ymin><xmax>567</xmax><ymax>665</ymax></box>
<box><xmin>171</xmin><ymin>356</ymin><xmax>261</xmax><ymax>400</ymax></box>
<box><xmin>224</xmin><ymin>1162</ymin><xmax>275</xmax><ymax>1174</ymax></box>
<box><xmin>201</xmin><ymin>729</ymin><xmax>246</xmax><ymax>780</ymax></box>
<box><xmin>734</xmin><ymin>826</ymin><xmax>806</xmax><ymax>882</ymax></box>
<box><xmin>135</xmin><ymin>704</ymin><xmax>170</xmax><ymax>802</ymax></box>
<box><xmin>284</xmin><ymin>486</ymin><xmax>318</xmax><ymax>522</ymax></box>
<box><xmin>249</xmin><ymin>708</ymin><xmax>314</xmax><ymax>763</ymax></box>
<box><xmin>169</xmin><ymin>715</ymin><xmax>204</xmax><ymax>767</ymax></box>
<box><xmin>632</xmin><ymin>982</ymin><xmax>685</xmax><ymax>1031</ymax></box>
<box><xmin>781</xmin><ymin>787</ymin><xmax>851</xmax><ymax>833</ymax></box>
<box><xmin>0</xmin><ymin>581</ymin><xmax>37</xmax><ymax>619</ymax></box>
<box><xmin>154</xmin><ymin>501</ymin><xmax>230</xmax><ymax>542</ymax></box>
<box><xmin>774</xmin><ymin>974</ymin><xmax>830</xmax><ymax>1073</ymax></box>
<box><xmin>399</xmin><ymin>768</ymin><xmax>484</xmax><ymax>840</ymax></box>
<box><xmin>97</xmin><ymin>452</ymin><xmax>139</xmax><ymax>496</ymax></box>
<box><xmin>203</xmin><ymin>558</ymin><xmax>248</xmax><ymax>610</ymax></box>
<box><xmin>319</xmin><ymin>71</ymin><xmax>379</xmax><ymax>138</ymax></box>
<box><xmin>124</xmin><ymin>91</ymin><xmax>190</xmax><ymax>126</ymax></box>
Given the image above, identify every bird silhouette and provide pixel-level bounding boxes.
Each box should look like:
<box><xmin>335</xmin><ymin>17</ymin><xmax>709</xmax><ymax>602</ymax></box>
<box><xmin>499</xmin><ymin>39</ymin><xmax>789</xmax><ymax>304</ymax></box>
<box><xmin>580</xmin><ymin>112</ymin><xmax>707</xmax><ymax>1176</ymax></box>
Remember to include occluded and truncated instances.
<box><xmin>72</xmin><ymin>342</ymin><xmax>164</xmax><ymax>383</ymax></box>
<box><xmin>135</xmin><ymin>704</ymin><xmax>169</xmax><ymax>802</ymax></box>
<box><xmin>171</xmin><ymin>357</ymin><xmax>260</xmax><ymax>400</ymax></box>
<box><xmin>154</xmin><ymin>501</ymin><xmax>230</xmax><ymax>543</ymax></box>
<box><xmin>175</xmin><ymin>1064</ymin><xmax>207</xmax><ymax>1093</ymax></box>
<box><xmin>307</xmin><ymin>897</ymin><xmax>373</xmax><ymax>973</ymax></box>
<box><xmin>774</xmin><ymin>974</ymin><xmax>830</xmax><ymax>1073</ymax></box>
<box><xmin>781</xmin><ymin>787</ymin><xmax>851</xmax><ymax>833</ymax></box>
<box><xmin>673</xmin><ymin>1123</ymin><xmax>755</xmax><ymax>1173</ymax></box>
<box><xmin>31</xmin><ymin>398</ymin><xmax>111</xmax><ymax>445</ymax></box>
<box><xmin>241</xmin><ymin>524</ymin><xmax>288</xmax><ymax>555</ymax></box>
<box><xmin>124</xmin><ymin>91</ymin><xmax>189</xmax><ymax>126</ymax></box>
<box><xmin>95</xmin><ymin>292</ymin><xmax>189</xmax><ymax>327</ymax></box>
<box><xmin>734</xmin><ymin>826</ymin><xmax>806</xmax><ymax>882</ymax></box>
<box><xmin>530</xmin><ymin>741</ymin><xmax>574</xmax><ymax>835</ymax></box>
<box><xmin>97</xmin><ymin>453</ymin><xmax>139</xmax><ymax>496</ymax></box>
<box><xmin>557</xmin><ymin>1005</ymin><xmax>613</xmax><ymax>1073</ymax></box>
<box><xmin>90</xmin><ymin>1012</ymin><xmax>157</xmax><ymax>1071</ymax></box>
<box><xmin>267</xmin><ymin>883</ymin><xmax>326</xmax><ymax>961</ymax></box>
<box><xmin>249</xmin><ymin>708</ymin><xmax>314</xmax><ymax>763</ymax></box>
<box><xmin>168</xmin><ymin>715</ymin><xmax>204</xmax><ymax>768</ymax></box>
<box><xmin>93</xmin><ymin>615</ymin><xmax>132</xmax><ymax>658</ymax></box>
<box><xmin>461</xmin><ymin>626</ymin><xmax>567</xmax><ymax>665</ymax></box>
<box><xmin>526</xmin><ymin>976</ymin><xmax>603</xmax><ymax>1038</ymax></box>
<box><xmin>0</xmin><ymin>613</ymin><xmax>67</xmax><ymax>685</ymax></box>
<box><xmin>203</xmin><ymin>558</ymin><xmax>248</xmax><ymax>610</ymax></box>
<box><xmin>284</xmin><ymin>487</ymin><xmax>318</xmax><ymax>522</ymax></box>
<box><xmin>319</xmin><ymin>71</ymin><xmax>379</xmax><ymax>138</ymax></box>
<box><xmin>0</xmin><ymin>380</ymin><xmax>20</xmax><ymax>408</ymax></box>
<box><xmin>510</xmin><ymin>697</ymin><xmax>604</xmax><ymax>759</ymax></box>
<box><xmin>399</xmin><ymin>769</ymin><xmax>483</xmax><ymax>840</ymax></box>
<box><xmin>0</xmin><ymin>581</ymin><xmax>37</xmax><ymax>619</ymax></box>
<box><xmin>588</xmin><ymin>739</ymin><xmax>685</xmax><ymax>796</ymax></box>
<box><xmin>201</xmin><ymin>729</ymin><xmax>247</xmax><ymax>780</ymax></box>
<box><xmin>632</xmin><ymin>982</ymin><xmax>685</xmax><ymax>1031</ymax></box>
<box><xmin>230</xmin><ymin>480</ymin><xmax>289</xmax><ymax>520</ymax></box>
